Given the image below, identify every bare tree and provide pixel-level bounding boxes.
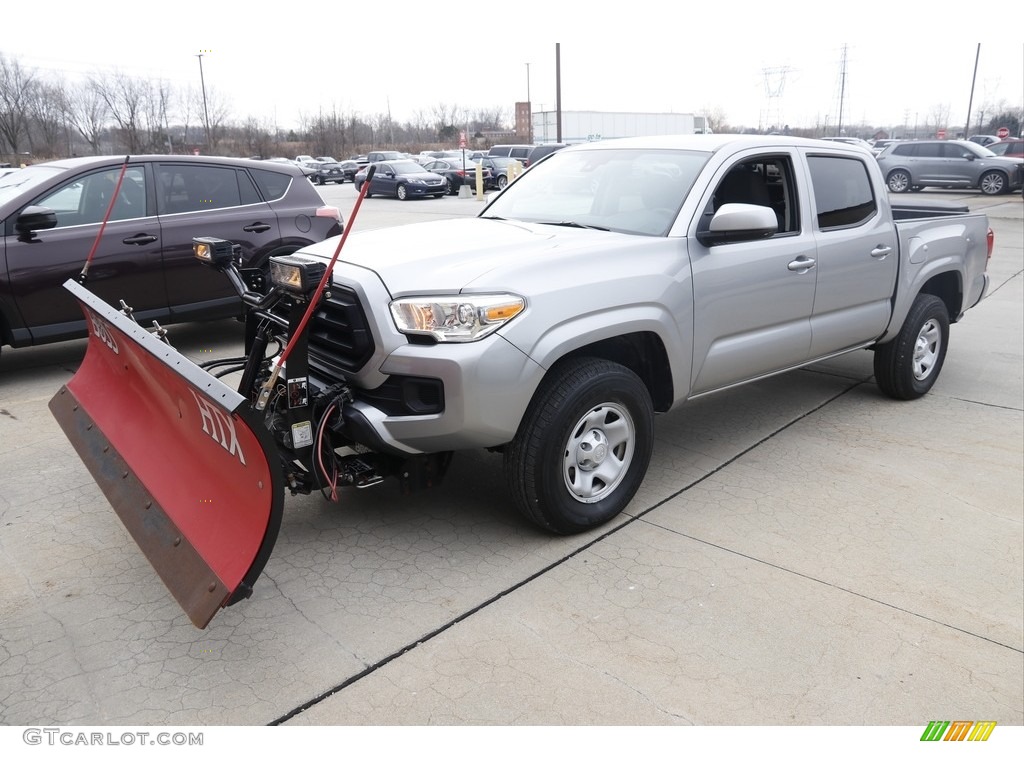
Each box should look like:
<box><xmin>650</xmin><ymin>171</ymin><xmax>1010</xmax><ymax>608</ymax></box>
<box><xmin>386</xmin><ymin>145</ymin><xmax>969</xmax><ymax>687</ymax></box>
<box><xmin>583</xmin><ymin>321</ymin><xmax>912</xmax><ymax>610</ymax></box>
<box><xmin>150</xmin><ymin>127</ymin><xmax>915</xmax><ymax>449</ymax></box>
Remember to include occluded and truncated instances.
<box><xmin>27</xmin><ymin>81</ymin><xmax>68</xmax><ymax>157</ymax></box>
<box><xmin>66</xmin><ymin>81</ymin><xmax>109</xmax><ymax>154</ymax></box>
<box><xmin>929</xmin><ymin>103</ymin><xmax>951</xmax><ymax>137</ymax></box>
<box><xmin>0</xmin><ymin>53</ymin><xmax>38</xmax><ymax>156</ymax></box>
<box><xmin>191</xmin><ymin>86</ymin><xmax>231</xmax><ymax>151</ymax></box>
<box><xmin>143</xmin><ymin>79</ymin><xmax>174</xmax><ymax>153</ymax></box>
<box><xmin>91</xmin><ymin>71</ymin><xmax>151</xmax><ymax>152</ymax></box>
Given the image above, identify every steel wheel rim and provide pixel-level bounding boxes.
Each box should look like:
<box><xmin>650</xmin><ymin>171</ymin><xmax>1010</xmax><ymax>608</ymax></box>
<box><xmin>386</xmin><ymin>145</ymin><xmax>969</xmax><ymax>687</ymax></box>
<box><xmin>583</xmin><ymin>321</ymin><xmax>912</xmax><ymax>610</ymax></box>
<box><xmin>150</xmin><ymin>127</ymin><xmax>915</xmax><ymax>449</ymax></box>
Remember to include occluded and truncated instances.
<box><xmin>562</xmin><ymin>403</ymin><xmax>635</xmax><ymax>504</ymax></box>
<box><xmin>913</xmin><ymin>318</ymin><xmax>942</xmax><ymax>380</ymax></box>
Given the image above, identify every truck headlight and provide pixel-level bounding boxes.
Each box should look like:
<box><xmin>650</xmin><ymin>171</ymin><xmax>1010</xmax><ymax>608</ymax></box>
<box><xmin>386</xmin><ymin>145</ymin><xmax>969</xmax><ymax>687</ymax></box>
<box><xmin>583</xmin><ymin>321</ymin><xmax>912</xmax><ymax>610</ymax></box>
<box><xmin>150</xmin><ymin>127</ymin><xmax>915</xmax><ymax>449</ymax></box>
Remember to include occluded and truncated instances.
<box><xmin>390</xmin><ymin>294</ymin><xmax>525</xmax><ymax>342</ymax></box>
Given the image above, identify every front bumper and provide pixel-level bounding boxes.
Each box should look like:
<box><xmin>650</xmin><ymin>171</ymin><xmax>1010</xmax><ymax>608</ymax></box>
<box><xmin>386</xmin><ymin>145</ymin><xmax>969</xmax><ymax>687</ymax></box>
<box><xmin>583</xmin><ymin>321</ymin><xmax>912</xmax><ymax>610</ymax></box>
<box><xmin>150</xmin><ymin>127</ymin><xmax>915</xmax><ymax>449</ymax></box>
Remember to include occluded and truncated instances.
<box><xmin>339</xmin><ymin>333</ymin><xmax>544</xmax><ymax>456</ymax></box>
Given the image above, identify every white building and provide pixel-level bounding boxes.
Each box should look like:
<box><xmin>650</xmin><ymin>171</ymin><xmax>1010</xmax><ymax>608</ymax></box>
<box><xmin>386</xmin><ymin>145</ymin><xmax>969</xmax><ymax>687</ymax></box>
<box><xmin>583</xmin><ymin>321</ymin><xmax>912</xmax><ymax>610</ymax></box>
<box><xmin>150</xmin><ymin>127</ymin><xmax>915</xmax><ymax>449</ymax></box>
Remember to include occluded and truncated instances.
<box><xmin>531</xmin><ymin>110</ymin><xmax>708</xmax><ymax>144</ymax></box>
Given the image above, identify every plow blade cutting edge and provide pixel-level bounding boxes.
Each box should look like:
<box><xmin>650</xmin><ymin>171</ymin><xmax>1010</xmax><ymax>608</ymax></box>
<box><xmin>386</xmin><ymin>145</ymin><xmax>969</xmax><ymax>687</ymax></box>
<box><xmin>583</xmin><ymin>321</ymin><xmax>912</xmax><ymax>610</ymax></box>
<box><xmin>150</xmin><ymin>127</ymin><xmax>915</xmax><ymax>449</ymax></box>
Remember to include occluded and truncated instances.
<box><xmin>49</xmin><ymin>279</ymin><xmax>284</xmax><ymax>628</ymax></box>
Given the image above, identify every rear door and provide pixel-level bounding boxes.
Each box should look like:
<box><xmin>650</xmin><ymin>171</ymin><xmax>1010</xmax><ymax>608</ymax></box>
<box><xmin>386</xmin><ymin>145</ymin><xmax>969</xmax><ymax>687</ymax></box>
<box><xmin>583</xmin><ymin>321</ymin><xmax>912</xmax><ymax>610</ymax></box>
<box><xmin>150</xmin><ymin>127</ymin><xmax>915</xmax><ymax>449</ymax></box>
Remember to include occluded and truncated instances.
<box><xmin>804</xmin><ymin>153</ymin><xmax>898</xmax><ymax>357</ymax></box>
<box><xmin>3</xmin><ymin>162</ymin><xmax>166</xmax><ymax>343</ymax></box>
<box><xmin>155</xmin><ymin>161</ymin><xmax>279</xmax><ymax>317</ymax></box>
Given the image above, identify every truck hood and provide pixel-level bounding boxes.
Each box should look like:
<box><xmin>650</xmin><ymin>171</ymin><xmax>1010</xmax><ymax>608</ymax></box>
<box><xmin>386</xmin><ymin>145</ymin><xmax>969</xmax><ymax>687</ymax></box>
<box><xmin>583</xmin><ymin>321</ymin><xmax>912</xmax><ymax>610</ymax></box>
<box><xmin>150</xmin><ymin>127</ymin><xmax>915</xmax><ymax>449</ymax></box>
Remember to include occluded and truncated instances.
<box><xmin>303</xmin><ymin>217</ymin><xmax>631</xmax><ymax>295</ymax></box>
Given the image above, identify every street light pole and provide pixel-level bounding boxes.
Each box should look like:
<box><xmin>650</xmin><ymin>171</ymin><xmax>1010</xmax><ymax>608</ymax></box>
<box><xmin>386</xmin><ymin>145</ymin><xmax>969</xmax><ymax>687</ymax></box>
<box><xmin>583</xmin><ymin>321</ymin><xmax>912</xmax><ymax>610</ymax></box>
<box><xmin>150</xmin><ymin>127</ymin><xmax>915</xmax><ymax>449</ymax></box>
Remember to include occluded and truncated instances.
<box><xmin>196</xmin><ymin>52</ymin><xmax>211</xmax><ymax>150</ymax></box>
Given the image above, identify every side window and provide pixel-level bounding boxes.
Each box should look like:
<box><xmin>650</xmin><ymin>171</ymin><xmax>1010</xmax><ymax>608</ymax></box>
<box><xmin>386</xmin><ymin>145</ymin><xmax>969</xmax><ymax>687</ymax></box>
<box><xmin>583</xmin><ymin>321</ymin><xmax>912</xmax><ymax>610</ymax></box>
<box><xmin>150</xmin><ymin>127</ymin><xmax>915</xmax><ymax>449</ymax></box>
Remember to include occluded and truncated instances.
<box><xmin>34</xmin><ymin>167</ymin><xmax>147</xmax><ymax>227</ymax></box>
<box><xmin>249</xmin><ymin>168</ymin><xmax>292</xmax><ymax>201</ymax></box>
<box><xmin>807</xmin><ymin>156</ymin><xmax>876</xmax><ymax>230</ymax></box>
<box><xmin>711</xmin><ymin>156</ymin><xmax>798</xmax><ymax>234</ymax></box>
<box><xmin>892</xmin><ymin>144</ymin><xmax>915</xmax><ymax>157</ymax></box>
<box><xmin>920</xmin><ymin>143</ymin><xmax>943</xmax><ymax>158</ymax></box>
<box><xmin>157</xmin><ymin>164</ymin><xmax>243</xmax><ymax>215</ymax></box>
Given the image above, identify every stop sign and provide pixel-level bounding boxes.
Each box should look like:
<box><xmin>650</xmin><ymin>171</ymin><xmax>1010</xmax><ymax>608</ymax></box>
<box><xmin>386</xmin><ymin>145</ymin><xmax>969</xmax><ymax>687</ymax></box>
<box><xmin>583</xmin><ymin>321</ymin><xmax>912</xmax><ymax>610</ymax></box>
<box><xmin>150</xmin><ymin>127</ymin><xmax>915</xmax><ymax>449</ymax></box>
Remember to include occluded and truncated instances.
<box><xmin>997</xmin><ymin>127</ymin><xmax>1010</xmax><ymax>139</ymax></box>
<box><xmin>937</xmin><ymin>129</ymin><xmax>946</xmax><ymax>139</ymax></box>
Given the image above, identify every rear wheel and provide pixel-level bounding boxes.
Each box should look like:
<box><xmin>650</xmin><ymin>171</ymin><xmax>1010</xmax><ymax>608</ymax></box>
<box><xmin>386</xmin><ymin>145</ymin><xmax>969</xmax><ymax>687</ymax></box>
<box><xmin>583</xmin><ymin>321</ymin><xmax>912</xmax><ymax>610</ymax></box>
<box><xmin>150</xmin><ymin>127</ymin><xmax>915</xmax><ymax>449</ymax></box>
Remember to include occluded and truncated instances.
<box><xmin>979</xmin><ymin>171</ymin><xmax>1008</xmax><ymax>196</ymax></box>
<box><xmin>505</xmin><ymin>357</ymin><xmax>654</xmax><ymax>534</ymax></box>
<box><xmin>873</xmin><ymin>294</ymin><xmax>949</xmax><ymax>400</ymax></box>
<box><xmin>886</xmin><ymin>170</ymin><xmax>911</xmax><ymax>193</ymax></box>
<box><xmin>397</xmin><ymin>184</ymin><xmax>408</xmax><ymax>201</ymax></box>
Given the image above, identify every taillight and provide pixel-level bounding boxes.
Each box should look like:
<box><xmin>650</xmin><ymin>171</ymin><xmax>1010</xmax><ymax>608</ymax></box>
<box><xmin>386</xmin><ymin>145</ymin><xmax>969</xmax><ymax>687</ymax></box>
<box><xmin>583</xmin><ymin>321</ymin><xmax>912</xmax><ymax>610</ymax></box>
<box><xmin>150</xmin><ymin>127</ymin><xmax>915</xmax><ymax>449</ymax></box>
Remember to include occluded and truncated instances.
<box><xmin>316</xmin><ymin>205</ymin><xmax>342</xmax><ymax>222</ymax></box>
<box><xmin>986</xmin><ymin>227</ymin><xmax>994</xmax><ymax>264</ymax></box>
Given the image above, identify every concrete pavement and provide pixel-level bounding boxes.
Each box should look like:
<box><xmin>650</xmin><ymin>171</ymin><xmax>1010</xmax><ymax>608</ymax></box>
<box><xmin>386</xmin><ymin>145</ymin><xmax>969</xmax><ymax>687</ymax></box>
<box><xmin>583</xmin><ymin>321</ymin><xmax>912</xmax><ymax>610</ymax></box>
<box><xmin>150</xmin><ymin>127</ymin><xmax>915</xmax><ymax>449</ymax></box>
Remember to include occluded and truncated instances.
<box><xmin>0</xmin><ymin>190</ymin><xmax>1020</xmax><ymax>727</ymax></box>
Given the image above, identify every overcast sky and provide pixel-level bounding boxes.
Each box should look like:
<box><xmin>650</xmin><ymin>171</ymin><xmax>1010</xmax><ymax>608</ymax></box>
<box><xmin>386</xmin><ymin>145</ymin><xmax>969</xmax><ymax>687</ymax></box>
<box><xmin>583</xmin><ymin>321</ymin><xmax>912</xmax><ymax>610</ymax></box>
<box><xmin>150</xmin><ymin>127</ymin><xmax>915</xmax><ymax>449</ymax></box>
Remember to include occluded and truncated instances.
<box><xmin>4</xmin><ymin>2</ymin><xmax>1022</xmax><ymax>134</ymax></box>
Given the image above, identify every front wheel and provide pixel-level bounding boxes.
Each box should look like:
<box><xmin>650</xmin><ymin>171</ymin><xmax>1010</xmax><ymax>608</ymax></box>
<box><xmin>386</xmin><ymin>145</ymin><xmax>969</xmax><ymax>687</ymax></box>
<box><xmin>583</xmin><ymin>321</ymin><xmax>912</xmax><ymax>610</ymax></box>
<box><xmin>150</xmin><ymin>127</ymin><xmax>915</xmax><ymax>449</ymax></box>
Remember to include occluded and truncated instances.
<box><xmin>497</xmin><ymin>174</ymin><xmax>508</xmax><ymax>190</ymax></box>
<box><xmin>505</xmin><ymin>357</ymin><xmax>654</xmax><ymax>534</ymax></box>
<box><xmin>397</xmin><ymin>184</ymin><xmax>408</xmax><ymax>201</ymax></box>
<box><xmin>886</xmin><ymin>170</ymin><xmax>911</xmax><ymax>193</ymax></box>
<box><xmin>979</xmin><ymin>171</ymin><xmax>1008</xmax><ymax>196</ymax></box>
<box><xmin>873</xmin><ymin>293</ymin><xmax>949</xmax><ymax>400</ymax></box>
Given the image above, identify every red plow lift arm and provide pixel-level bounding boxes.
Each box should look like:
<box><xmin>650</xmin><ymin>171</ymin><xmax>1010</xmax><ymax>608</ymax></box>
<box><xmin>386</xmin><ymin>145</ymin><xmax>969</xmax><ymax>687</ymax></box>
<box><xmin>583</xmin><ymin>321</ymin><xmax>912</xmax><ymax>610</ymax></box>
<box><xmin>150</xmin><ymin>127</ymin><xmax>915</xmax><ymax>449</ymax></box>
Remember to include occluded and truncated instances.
<box><xmin>49</xmin><ymin>279</ymin><xmax>284</xmax><ymax>628</ymax></box>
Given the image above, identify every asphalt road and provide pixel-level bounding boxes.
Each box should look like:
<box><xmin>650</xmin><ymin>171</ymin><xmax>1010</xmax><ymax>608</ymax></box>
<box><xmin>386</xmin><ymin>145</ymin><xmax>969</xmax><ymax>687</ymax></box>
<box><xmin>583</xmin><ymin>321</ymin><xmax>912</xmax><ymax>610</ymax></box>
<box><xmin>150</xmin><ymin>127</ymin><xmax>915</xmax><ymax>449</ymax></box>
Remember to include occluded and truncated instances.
<box><xmin>0</xmin><ymin>186</ymin><xmax>1021</xmax><ymax>730</ymax></box>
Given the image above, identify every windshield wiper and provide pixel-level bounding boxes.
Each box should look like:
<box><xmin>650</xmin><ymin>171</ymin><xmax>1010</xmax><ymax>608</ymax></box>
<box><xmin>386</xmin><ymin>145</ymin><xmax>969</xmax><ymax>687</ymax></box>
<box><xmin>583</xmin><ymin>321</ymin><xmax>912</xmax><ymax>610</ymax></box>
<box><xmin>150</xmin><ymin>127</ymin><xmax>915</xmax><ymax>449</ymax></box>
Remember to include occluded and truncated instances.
<box><xmin>536</xmin><ymin>220</ymin><xmax>610</xmax><ymax>231</ymax></box>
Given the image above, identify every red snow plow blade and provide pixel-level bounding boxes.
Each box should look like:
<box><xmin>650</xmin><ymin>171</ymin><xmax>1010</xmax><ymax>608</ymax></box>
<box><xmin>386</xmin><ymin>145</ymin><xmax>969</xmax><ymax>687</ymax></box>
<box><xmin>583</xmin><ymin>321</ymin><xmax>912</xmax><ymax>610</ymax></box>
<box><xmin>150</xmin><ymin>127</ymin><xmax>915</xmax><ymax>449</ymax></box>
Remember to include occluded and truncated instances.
<box><xmin>49</xmin><ymin>280</ymin><xmax>284</xmax><ymax>628</ymax></box>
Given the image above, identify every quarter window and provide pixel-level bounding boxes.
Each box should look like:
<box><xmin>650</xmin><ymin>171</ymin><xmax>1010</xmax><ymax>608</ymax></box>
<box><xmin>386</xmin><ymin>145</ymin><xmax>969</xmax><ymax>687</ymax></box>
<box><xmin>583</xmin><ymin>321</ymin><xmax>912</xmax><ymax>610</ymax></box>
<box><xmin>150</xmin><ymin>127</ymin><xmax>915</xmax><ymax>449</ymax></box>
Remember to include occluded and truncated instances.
<box><xmin>807</xmin><ymin>156</ymin><xmax>876</xmax><ymax>229</ymax></box>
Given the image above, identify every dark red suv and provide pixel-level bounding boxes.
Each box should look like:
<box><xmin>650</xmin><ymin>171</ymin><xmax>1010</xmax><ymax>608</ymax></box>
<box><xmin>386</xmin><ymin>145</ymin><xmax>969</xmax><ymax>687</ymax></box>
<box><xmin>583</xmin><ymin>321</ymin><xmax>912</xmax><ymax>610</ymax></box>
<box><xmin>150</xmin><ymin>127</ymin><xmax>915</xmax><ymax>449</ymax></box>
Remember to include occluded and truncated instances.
<box><xmin>0</xmin><ymin>155</ymin><xmax>343</xmax><ymax>357</ymax></box>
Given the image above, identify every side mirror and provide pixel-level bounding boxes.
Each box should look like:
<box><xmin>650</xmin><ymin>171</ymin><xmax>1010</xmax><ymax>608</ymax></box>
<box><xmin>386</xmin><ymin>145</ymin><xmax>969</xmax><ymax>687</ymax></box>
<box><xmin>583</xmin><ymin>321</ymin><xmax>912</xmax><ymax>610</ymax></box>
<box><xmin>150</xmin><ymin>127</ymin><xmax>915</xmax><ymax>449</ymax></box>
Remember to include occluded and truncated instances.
<box><xmin>696</xmin><ymin>203</ymin><xmax>778</xmax><ymax>247</ymax></box>
<box><xmin>15</xmin><ymin>205</ymin><xmax>58</xmax><ymax>237</ymax></box>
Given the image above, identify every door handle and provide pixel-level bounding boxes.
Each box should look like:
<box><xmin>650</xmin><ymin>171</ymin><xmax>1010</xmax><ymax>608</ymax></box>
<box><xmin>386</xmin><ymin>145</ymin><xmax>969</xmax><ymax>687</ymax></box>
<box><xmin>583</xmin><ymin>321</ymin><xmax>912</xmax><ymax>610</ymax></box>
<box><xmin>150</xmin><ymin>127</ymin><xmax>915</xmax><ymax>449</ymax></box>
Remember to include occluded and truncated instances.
<box><xmin>122</xmin><ymin>234</ymin><xmax>158</xmax><ymax>245</ymax></box>
<box><xmin>787</xmin><ymin>256</ymin><xmax>816</xmax><ymax>273</ymax></box>
<box><xmin>870</xmin><ymin>245</ymin><xmax>893</xmax><ymax>259</ymax></box>
<box><xmin>242</xmin><ymin>223</ymin><xmax>272</xmax><ymax>233</ymax></box>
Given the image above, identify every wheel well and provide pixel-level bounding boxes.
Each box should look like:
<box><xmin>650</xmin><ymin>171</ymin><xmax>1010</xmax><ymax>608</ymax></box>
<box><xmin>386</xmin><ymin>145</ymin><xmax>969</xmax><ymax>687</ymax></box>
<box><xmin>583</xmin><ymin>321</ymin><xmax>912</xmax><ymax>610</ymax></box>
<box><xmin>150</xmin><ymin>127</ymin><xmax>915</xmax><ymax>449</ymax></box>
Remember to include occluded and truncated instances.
<box><xmin>562</xmin><ymin>332</ymin><xmax>673</xmax><ymax>411</ymax></box>
<box><xmin>920</xmin><ymin>271</ymin><xmax>963</xmax><ymax>321</ymax></box>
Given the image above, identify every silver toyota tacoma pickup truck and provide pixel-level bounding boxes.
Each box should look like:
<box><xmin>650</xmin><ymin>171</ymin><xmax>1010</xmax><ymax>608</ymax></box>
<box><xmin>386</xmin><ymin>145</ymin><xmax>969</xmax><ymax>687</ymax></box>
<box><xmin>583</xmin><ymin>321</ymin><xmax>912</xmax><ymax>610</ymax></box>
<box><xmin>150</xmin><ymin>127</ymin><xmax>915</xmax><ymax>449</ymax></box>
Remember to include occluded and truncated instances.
<box><xmin>52</xmin><ymin>134</ymin><xmax>993</xmax><ymax>627</ymax></box>
<box><xmin>294</xmin><ymin>135</ymin><xmax>990</xmax><ymax>528</ymax></box>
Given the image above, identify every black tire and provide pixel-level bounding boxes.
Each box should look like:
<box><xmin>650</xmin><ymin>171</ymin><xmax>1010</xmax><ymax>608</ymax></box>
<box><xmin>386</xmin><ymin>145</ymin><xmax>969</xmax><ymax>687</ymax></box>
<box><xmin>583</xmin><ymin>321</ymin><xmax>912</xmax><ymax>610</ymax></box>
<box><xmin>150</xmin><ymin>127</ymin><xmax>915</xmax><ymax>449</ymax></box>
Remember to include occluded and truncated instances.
<box><xmin>397</xmin><ymin>184</ymin><xmax>408</xmax><ymax>201</ymax></box>
<box><xmin>886</xmin><ymin>170</ymin><xmax>911</xmax><ymax>193</ymax></box>
<box><xmin>497</xmin><ymin>174</ymin><xmax>508</xmax><ymax>190</ymax></box>
<box><xmin>505</xmin><ymin>357</ymin><xmax>654</xmax><ymax>534</ymax></box>
<box><xmin>873</xmin><ymin>294</ymin><xmax>949</xmax><ymax>400</ymax></box>
<box><xmin>446</xmin><ymin>177</ymin><xmax>457</xmax><ymax>195</ymax></box>
<box><xmin>978</xmin><ymin>170</ymin><xmax>1008</xmax><ymax>196</ymax></box>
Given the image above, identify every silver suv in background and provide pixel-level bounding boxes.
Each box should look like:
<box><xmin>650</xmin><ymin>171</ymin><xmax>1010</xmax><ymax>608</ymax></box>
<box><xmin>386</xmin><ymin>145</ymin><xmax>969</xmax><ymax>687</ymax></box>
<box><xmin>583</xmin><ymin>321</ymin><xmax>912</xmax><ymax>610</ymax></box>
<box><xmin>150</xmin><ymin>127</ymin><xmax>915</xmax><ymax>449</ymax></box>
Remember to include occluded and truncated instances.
<box><xmin>875</xmin><ymin>139</ymin><xmax>1024</xmax><ymax>195</ymax></box>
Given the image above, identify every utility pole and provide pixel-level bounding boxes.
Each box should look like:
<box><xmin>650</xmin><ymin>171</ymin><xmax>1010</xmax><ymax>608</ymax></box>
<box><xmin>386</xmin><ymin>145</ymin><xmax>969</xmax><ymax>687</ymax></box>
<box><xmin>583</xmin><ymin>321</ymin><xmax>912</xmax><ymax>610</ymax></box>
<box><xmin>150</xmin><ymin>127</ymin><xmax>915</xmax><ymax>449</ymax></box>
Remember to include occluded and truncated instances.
<box><xmin>555</xmin><ymin>43</ymin><xmax>562</xmax><ymax>143</ymax></box>
<box><xmin>836</xmin><ymin>44</ymin><xmax>848</xmax><ymax>136</ymax></box>
<box><xmin>964</xmin><ymin>44</ymin><xmax>981</xmax><ymax>138</ymax></box>
<box><xmin>525</xmin><ymin>62</ymin><xmax>532</xmax><ymax>143</ymax></box>
<box><xmin>196</xmin><ymin>52</ymin><xmax>211</xmax><ymax>149</ymax></box>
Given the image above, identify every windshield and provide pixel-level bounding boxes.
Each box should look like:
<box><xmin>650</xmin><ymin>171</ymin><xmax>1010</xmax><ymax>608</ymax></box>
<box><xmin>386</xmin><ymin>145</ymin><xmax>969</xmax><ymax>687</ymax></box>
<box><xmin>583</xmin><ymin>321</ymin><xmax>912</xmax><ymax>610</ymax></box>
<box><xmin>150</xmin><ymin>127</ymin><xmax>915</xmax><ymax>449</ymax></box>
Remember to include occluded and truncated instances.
<box><xmin>390</xmin><ymin>160</ymin><xmax>430</xmax><ymax>174</ymax></box>
<box><xmin>0</xmin><ymin>166</ymin><xmax>64</xmax><ymax>207</ymax></box>
<box><xmin>482</xmin><ymin>147</ymin><xmax>710</xmax><ymax>236</ymax></box>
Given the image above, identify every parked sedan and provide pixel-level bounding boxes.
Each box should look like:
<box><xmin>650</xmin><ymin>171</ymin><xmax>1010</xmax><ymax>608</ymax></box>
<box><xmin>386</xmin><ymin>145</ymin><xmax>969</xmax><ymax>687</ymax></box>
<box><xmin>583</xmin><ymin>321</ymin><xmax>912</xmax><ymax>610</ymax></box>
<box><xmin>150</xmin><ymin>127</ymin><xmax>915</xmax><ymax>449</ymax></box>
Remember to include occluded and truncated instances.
<box><xmin>0</xmin><ymin>155</ymin><xmax>343</xmax><ymax>357</ymax></box>
<box><xmin>875</xmin><ymin>140</ymin><xmax>1024</xmax><ymax>195</ymax></box>
<box><xmin>311</xmin><ymin>160</ymin><xmax>359</xmax><ymax>185</ymax></box>
<box><xmin>421</xmin><ymin>158</ymin><xmax>493</xmax><ymax>195</ymax></box>
<box><xmin>354</xmin><ymin>160</ymin><xmax>447</xmax><ymax>200</ymax></box>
